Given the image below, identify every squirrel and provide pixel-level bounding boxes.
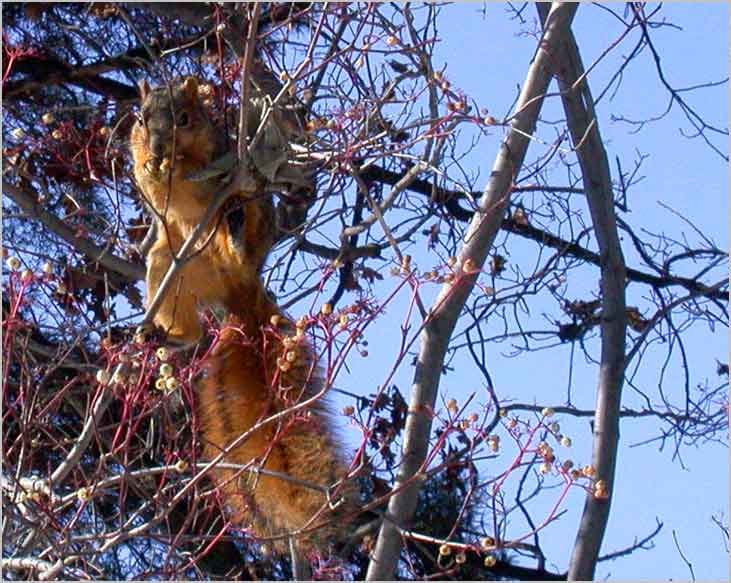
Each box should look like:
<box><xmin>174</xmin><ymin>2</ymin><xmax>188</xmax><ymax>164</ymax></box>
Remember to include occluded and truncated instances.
<box><xmin>130</xmin><ymin>77</ymin><xmax>357</xmax><ymax>553</ymax></box>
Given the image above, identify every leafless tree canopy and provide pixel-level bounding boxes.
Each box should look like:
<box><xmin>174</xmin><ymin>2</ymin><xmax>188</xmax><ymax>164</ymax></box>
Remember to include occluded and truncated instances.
<box><xmin>2</xmin><ymin>2</ymin><xmax>727</xmax><ymax>581</ymax></box>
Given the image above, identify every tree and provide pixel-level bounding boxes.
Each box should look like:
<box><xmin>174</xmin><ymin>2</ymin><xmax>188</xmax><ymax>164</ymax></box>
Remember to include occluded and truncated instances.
<box><xmin>2</xmin><ymin>2</ymin><xmax>727</xmax><ymax>580</ymax></box>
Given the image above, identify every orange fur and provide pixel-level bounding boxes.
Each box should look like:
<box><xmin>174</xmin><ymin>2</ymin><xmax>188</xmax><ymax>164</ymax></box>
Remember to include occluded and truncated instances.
<box><xmin>130</xmin><ymin>78</ymin><xmax>356</xmax><ymax>552</ymax></box>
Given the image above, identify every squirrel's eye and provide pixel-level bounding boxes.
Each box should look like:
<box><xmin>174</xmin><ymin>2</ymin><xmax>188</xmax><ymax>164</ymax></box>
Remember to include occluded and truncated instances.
<box><xmin>177</xmin><ymin>112</ymin><xmax>189</xmax><ymax>127</ymax></box>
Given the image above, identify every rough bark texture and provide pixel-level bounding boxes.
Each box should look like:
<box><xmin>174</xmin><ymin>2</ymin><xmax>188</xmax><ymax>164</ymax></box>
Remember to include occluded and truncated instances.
<box><xmin>536</xmin><ymin>4</ymin><xmax>628</xmax><ymax>580</ymax></box>
<box><xmin>364</xmin><ymin>3</ymin><xmax>579</xmax><ymax>579</ymax></box>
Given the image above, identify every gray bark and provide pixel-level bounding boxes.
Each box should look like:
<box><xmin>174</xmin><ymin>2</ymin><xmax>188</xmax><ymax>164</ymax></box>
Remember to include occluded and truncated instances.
<box><xmin>536</xmin><ymin>5</ymin><xmax>628</xmax><ymax>580</ymax></box>
<box><xmin>364</xmin><ymin>3</ymin><xmax>579</xmax><ymax>579</ymax></box>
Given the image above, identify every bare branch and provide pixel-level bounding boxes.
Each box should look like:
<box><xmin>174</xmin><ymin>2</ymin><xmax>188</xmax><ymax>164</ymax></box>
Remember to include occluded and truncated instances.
<box><xmin>365</xmin><ymin>3</ymin><xmax>579</xmax><ymax>579</ymax></box>
<box><xmin>535</xmin><ymin>4</ymin><xmax>628</xmax><ymax>579</ymax></box>
<box><xmin>3</xmin><ymin>179</ymin><xmax>145</xmax><ymax>282</ymax></box>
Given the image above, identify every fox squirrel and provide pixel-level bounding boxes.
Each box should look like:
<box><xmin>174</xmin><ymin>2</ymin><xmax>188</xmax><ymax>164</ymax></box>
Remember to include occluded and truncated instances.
<box><xmin>130</xmin><ymin>77</ymin><xmax>356</xmax><ymax>552</ymax></box>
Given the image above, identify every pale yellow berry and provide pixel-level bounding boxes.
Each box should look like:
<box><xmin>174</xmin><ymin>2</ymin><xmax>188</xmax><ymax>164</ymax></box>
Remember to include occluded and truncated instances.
<box><xmin>12</xmin><ymin>128</ymin><xmax>25</xmax><ymax>140</ymax></box>
<box><xmin>56</xmin><ymin>282</ymin><xmax>67</xmax><ymax>295</ymax></box>
<box><xmin>159</xmin><ymin>363</ymin><xmax>173</xmax><ymax>378</ymax></box>
<box><xmin>484</xmin><ymin>554</ymin><xmax>497</xmax><ymax>567</ymax></box>
<box><xmin>539</xmin><ymin>462</ymin><xmax>552</xmax><ymax>474</ymax></box>
<box><xmin>321</xmin><ymin>303</ymin><xmax>332</xmax><ymax>316</ymax></box>
<box><xmin>215</xmin><ymin>22</ymin><xmax>226</xmax><ymax>33</ymax></box>
<box><xmin>133</xmin><ymin>333</ymin><xmax>146</xmax><ymax>346</ymax></box>
<box><xmin>20</xmin><ymin>269</ymin><xmax>33</xmax><ymax>282</ymax></box>
<box><xmin>338</xmin><ymin>313</ymin><xmax>349</xmax><ymax>329</ymax></box>
<box><xmin>260</xmin><ymin>543</ymin><xmax>272</xmax><ymax>558</ymax></box>
<box><xmin>282</xmin><ymin>336</ymin><xmax>296</xmax><ymax>350</ymax></box>
<box><xmin>165</xmin><ymin>377</ymin><xmax>178</xmax><ymax>390</ymax></box>
<box><xmin>462</xmin><ymin>258</ymin><xmax>477</xmax><ymax>273</ymax></box>
<box><xmin>582</xmin><ymin>465</ymin><xmax>595</xmax><ymax>478</ymax></box>
<box><xmin>342</xmin><ymin>405</ymin><xmax>355</xmax><ymax>416</ymax></box>
<box><xmin>467</xmin><ymin>413</ymin><xmax>479</xmax><ymax>423</ymax></box>
<box><xmin>41</xmin><ymin>261</ymin><xmax>53</xmax><ymax>274</ymax></box>
<box><xmin>549</xmin><ymin>422</ymin><xmax>560</xmax><ymax>433</ymax></box>
<box><xmin>541</xmin><ymin>407</ymin><xmax>554</xmax><ymax>418</ymax></box>
<box><xmin>447</xmin><ymin>256</ymin><xmax>457</xmax><ymax>268</ymax></box>
<box><xmin>42</xmin><ymin>112</ymin><xmax>55</xmax><ymax>125</ymax></box>
<box><xmin>76</xmin><ymin>487</ymin><xmax>91</xmax><ymax>502</ymax></box>
<box><xmin>447</xmin><ymin>398</ymin><xmax>458</xmax><ymax>414</ymax></box>
<box><xmin>96</xmin><ymin>369</ymin><xmax>110</xmax><ymax>385</ymax></box>
<box><xmin>498</xmin><ymin>408</ymin><xmax>507</xmax><ymax>418</ymax></box>
<box><xmin>174</xmin><ymin>459</ymin><xmax>188</xmax><ymax>473</ymax></box>
<box><xmin>279</xmin><ymin>361</ymin><xmax>291</xmax><ymax>372</ymax></box>
<box><xmin>593</xmin><ymin>480</ymin><xmax>609</xmax><ymax>500</ymax></box>
<box><xmin>561</xmin><ymin>436</ymin><xmax>572</xmax><ymax>447</ymax></box>
<box><xmin>278</xmin><ymin>70</ymin><xmax>290</xmax><ymax>81</ymax></box>
<box><xmin>570</xmin><ymin>469</ymin><xmax>582</xmax><ymax>480</ymax></box>
<box><xmin>285</xmin><ymin>350</ymin><xmax>298</xmax><ymax>363</ymax></box>
<box><xmin>112</xmin><ymin>370</ymin><xmax>126</xmax><ymax>385</ymax></box>
<box><xmin>480</xmin><ymin>536</ymin><xmax>495</xmax><ymax>550</ymax></box>
<box><xmin>488</xmin><ymin>435</ymin><xmax>500</xmax><ymax>452</ymax></box>
<box><xmin>594</xmin><ymin>488</ymin><xmax>609</xmax><ymax>500</ymax></box>
<box><xmin>270</xmin><ymin>314</ymin><xmax>281</xmax><ymax>327</ymax></box>
<box><xmin>51</xmin><ymin>129</ymin><xmax>63</xmax><ymax>140</ymax></box>
<box><xmin>155</xmin><ymin>377</ymin><xmax>167</xmax><ymax>391</ymax></box>
<box><xmin>98</xmin><ymin>126</ymin><xmax>111</xmax><ymax>138</ymax></box>
<box><xmin>156</xmin><ymin>347</ymin><xmax>170</xmax><ymax>362</ymax></box>
<box><xmin>507</xmin><ymin>418</ymin><xmax>518</xmax><ymax>429</ymax></box>
<box><xmin>439</xmin><ymin>543</ymin><xmax>451</xmax><ymax>556</ymax></box>
<box><xmin>455</xmin><ymin>552</ymin><xmax>466</xmax><ymax>565</ymax></box>
<box><xmin>386</xmin><ymin>35</ymin><xmax>399</xmax><ymax>46</ymax></box>
<box><xmin>6</xmin><ymin>256</ymin><xmax>21</xmax><ymax>271</ymax></box>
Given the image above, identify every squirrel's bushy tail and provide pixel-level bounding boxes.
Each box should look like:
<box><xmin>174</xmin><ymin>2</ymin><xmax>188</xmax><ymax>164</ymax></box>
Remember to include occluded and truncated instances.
<box><xmin>196</xmin><ymin>309</ymin><xmax>357</xmax><ymax>552</ymax></box>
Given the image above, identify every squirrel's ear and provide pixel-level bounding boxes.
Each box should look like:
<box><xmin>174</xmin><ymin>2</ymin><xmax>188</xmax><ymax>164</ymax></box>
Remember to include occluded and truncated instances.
<box><xmin>138</xmin><ymin>79</ymin><xmax>151</xmax><ymax>100</ymax></box>
<box><xmin>182</xmin><ymin>77</ymin><xmax>199</xmax><ymax>101</ymax></box>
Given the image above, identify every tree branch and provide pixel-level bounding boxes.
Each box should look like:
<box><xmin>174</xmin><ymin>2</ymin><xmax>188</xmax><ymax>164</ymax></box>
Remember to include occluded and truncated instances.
<box><xmin>536</xmin><ymin>4</ymin><xmax>628</xmax><ymax>579</ymax></box>
<box><xmin>360</xmin><ymin>164</ymin><xmax>728</xmax><ymax>302</ymax></box>
<box><xmin>364</xmin><ymin>3</ymin><xmax>579</xmax><ymax>579</ymax></box>
<box><xmin>3</xmin><ymin>179</ymin><xmax>145</xmax><ymax>282</ymax></box>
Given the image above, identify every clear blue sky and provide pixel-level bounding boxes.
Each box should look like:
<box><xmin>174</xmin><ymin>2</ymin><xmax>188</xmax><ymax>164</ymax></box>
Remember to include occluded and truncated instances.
<box><xmin>308</xmin><ymin>4</ymin><xmax>728</xmax><ymax>579</ymax></box>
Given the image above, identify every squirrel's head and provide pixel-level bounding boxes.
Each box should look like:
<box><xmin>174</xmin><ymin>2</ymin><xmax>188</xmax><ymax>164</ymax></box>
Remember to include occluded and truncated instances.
<box><xmin>130</xmin><ymin>77</ymin><xmax>218</xmax><ymax>177</ymax></box>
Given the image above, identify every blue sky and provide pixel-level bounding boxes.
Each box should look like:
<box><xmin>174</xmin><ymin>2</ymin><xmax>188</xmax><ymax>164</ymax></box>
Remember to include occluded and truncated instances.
<box><xmin>313</xmin><ymin>4</ymin><xmax>728</xmax><ymax>579</ymax></box>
